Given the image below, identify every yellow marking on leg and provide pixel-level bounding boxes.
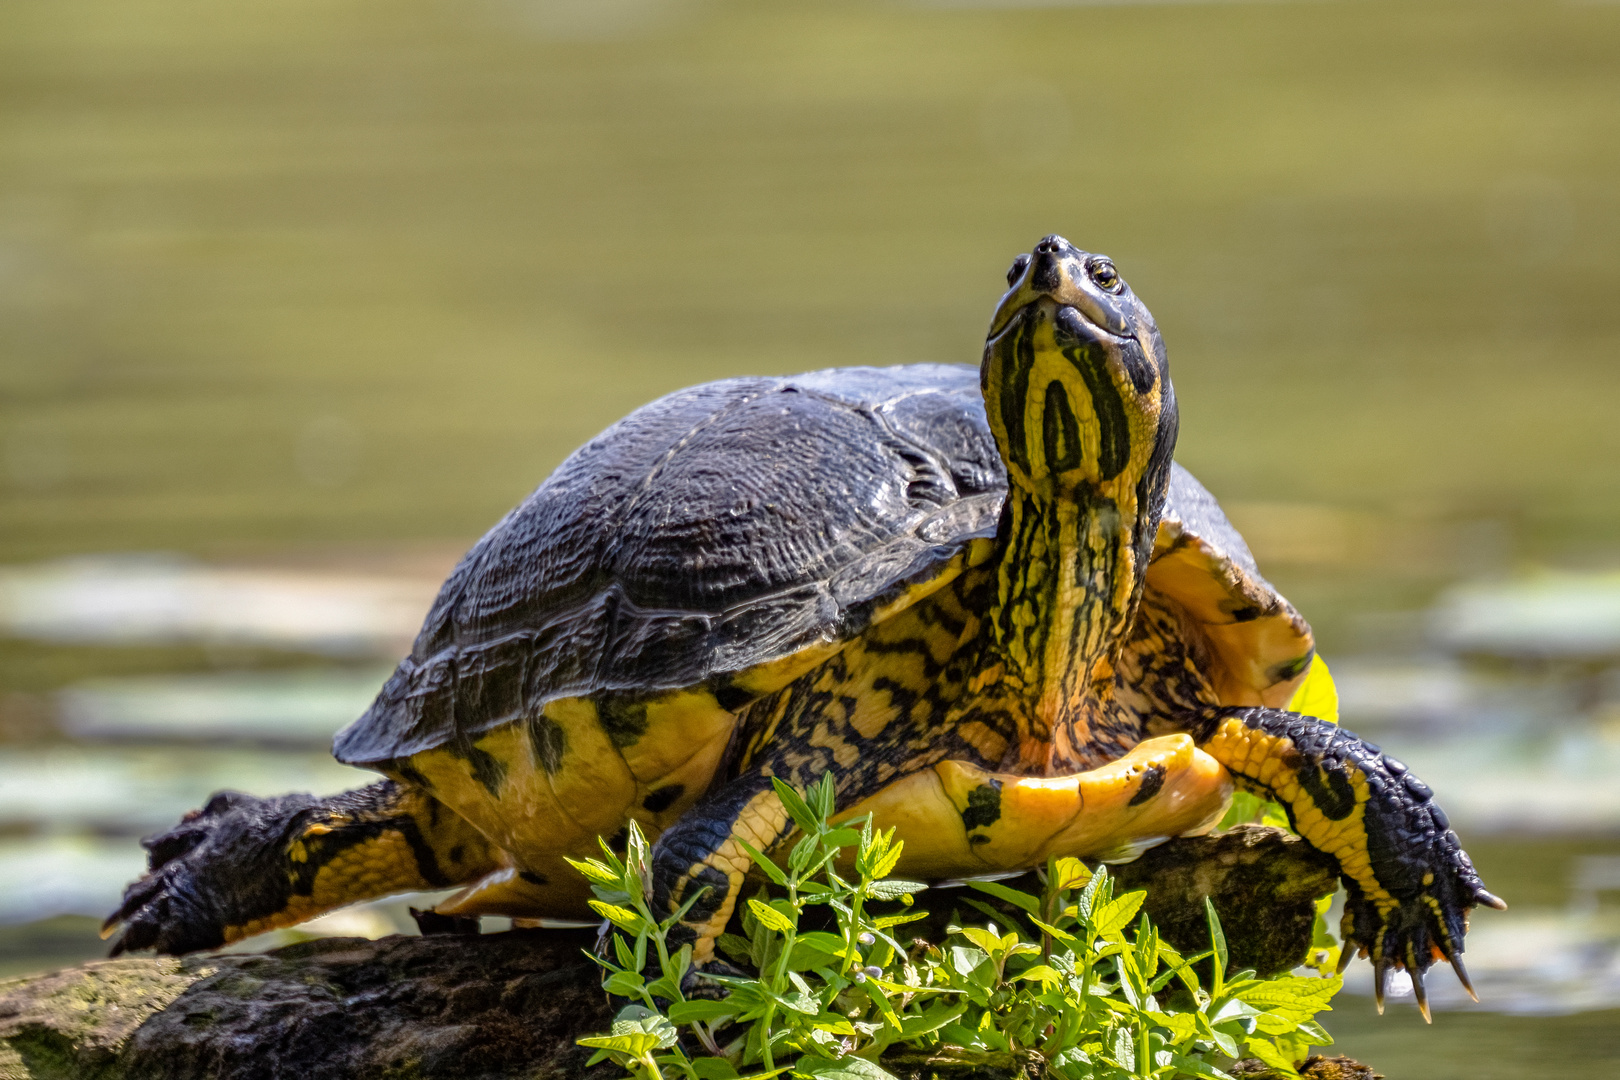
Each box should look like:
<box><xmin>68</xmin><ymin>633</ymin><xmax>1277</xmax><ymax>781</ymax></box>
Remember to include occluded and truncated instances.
<box><xmin>1204</xmin><ymin>716</ymin><xmax>1395</xmax><ymax>909</ymax></box>
<box><xmin>225</xmin><ymin>822</ymin><xmax>490</xmax><ymax>943</ymax></box>
<box><xmin>677</xmin><ymin>789</ymin><xmax>789</xmax><ymax>965</ymax></box>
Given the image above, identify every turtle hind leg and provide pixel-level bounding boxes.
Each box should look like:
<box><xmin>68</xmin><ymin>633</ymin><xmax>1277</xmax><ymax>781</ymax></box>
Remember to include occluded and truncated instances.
<box><xmin>105</xmin><ymin>780</ymin><xmax>500</xmax><ymax>956</ymax></box>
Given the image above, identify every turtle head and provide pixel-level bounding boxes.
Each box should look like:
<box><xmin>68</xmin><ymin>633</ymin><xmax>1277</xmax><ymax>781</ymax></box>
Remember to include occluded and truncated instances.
<box><xmin>982</xmin><ymin>235</ymin><xmax>1177</xmax><ymax>502</ymax></box>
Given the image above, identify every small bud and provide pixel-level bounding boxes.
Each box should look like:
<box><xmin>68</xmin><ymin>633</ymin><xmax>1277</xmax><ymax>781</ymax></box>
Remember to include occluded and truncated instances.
<box><xmin>863</xmin><ymin>965</ymin><xmax>883</xmax><ymax>979</ymax></box>
<box><xmin>857</xmin><ymin>932</ymin><xmax>875</xmax><ymax>946</ymax></box>
<box><xmin>853</xmin><ymin>971</ymin><xmax>867</xmax><ymax>983</ymax></box>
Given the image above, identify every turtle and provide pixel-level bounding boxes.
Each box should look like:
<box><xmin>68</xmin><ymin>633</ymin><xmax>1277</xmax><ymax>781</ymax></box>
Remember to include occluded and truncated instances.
<box><xmin>106</xmin><ymin>234</ymin><xmax>1501</xmax><ymax>1015</ymax></box>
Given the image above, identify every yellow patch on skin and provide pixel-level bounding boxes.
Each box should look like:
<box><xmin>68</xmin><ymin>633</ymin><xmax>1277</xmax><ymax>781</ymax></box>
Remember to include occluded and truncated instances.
<box><xmin>1144</xmin><ymin>525</ymin><xmax>1314</xmax><ymax>710</ymax></box>
<box><xmin>958</xmin><ymin>721</ymin><xmax>1009</xmax><ymax>763</ymax></box>
<box><xmin>1205</xmin><ymin>716</ymin><xmax>1395</xmax><ymax>909</ymax></box>
<box><xmin>679</xmin><ymin>788</ymin><xmax>789</xmax><ymax>965</ymax></box>
<box><xmin>224</xmin><ymin>828</ymin><xmax>441</xmax><ymax>944</ymax></box>
<box><xmin>834</xmin><ymin>737</ymin><xmax>1232</xmax><ymax>878</ymax></box>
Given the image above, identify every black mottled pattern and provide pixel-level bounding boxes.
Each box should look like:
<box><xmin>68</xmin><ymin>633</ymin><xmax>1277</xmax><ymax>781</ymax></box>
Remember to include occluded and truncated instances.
<box><xmin>1041</xmin><ymin>380</ymin><xmax>1082</xmax><ymax>472</ymax></box>
<box><xmin>961</xmin><ymin>781</ymin><xmax>1003</xmax><ymax>831</ymax></box>
<box><xmin>525</xmin><ymin>715</ymin><xmax>566</xmax><ymax>775</ymax></box>
<box><xmin>1128</xmin><ymin>763</ymin><xmax>1166</xmax><ymax>806</ymax></box>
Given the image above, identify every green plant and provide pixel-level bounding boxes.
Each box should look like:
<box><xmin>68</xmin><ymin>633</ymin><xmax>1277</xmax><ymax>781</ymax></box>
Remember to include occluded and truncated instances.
<box><xmin>573</xmin><ymin>774</ymin><xmax>1343</xmax><ymax>1080</ymax></box>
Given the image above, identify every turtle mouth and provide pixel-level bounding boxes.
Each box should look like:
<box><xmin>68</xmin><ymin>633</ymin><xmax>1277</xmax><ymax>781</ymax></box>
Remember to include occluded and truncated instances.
<box><xmin>985</xmin><ymin>298</ymin><xmax>1127</xmax><ymax>354</ymax></box>
<box><xmin>1053</xmin><ymin>303</ymin><xmax>1129</xmax><ymax>345</ymax></box>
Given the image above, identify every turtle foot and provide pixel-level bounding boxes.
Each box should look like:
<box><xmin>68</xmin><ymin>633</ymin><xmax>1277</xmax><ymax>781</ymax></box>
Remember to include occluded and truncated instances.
<box><xmin>1336</xmin><ymin>825</ymin><xmax>1502</xmax><ymax>1021</ymax></box>
<box><xmin>104</xmin><ymin>789</ymin><xmax>309</xmax><ymax>956</ymax></box>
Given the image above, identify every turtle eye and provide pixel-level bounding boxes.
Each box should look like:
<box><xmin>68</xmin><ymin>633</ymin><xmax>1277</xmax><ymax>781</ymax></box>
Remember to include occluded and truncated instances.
<box><xmin>1006</xmin><ymin>253</ymin><xmax>1031</xmax><ymax>287</ymax></box>
<box><xmin>1088</xmin><ymin>259</ymin><xmax>1121</xmax><ymax>292</ymax></box>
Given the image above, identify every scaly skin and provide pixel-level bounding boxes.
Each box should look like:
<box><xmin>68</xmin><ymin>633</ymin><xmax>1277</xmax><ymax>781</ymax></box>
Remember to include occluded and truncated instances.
<box><xmin>105</xmin><ymin>782</ymin><xmax>497</xmax><ymax>955</ymax></box>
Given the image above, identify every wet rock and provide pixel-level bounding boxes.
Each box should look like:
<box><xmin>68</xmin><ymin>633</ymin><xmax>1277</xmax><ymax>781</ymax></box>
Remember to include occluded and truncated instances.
<box><xmin>0</xmin><ymin>827</ymin><xmax>1350</xmax><ymax>1079</ymax></box>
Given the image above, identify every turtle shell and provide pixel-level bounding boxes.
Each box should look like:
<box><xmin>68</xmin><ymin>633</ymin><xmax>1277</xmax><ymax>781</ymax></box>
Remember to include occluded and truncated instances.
<box><xmin>334</xmin><ymin>363</ymin><xmax>1311</xmax><ymax>767</ymax></box>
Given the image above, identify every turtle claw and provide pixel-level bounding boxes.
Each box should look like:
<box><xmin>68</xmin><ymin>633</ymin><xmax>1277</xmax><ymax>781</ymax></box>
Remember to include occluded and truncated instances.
<box><xmin>1411</xmin><ymin>966</ymin><xmax>1431</xmax><ymax>1024</ymax></box>
<box><xmin>1476</xmin><ymin>888</ymin><xmax>1508</xmax><ymax>911</ymax></box>
<box><xmin>104</xmin><ymin>788</ymin><xmax>326</xmax><ymax>956</ymax></box>
<box><xmin>1372</xmin><ymin>957</ymin><xmax>1390</xmax><ymax>1015</ymax></box>
<box><xmin>1450</xmin><ymin>952</ymin><xmax>1479</xmax><ymax>1003</ymax></box>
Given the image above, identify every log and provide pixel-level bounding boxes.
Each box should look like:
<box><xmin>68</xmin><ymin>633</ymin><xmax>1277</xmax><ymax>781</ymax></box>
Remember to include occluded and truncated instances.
<box><xmin>0</xmin><ymin>827</ymin><xmax>1360</xmax><ymax>1080</ymax></box>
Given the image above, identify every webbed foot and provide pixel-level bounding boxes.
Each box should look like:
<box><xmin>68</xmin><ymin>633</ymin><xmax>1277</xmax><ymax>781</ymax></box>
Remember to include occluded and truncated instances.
<box><xmin>104</xmin><ymin>789</ymin><xmax>321</xmax><ymax>955</ymax></box>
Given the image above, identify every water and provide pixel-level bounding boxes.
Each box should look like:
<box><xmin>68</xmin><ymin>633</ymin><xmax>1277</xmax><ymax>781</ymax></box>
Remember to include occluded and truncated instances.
<box><xmin>2</xmin><ymin>0</ymin><xmax>1619</xmax><ymax>1074</ymax></box>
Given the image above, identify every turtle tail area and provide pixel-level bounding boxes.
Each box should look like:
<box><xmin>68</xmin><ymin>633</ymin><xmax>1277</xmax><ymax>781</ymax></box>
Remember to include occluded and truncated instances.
<box><xmin>103</xmin><ymin>780</ymin><xmax>500</xmax><ymax>956</ymax></box>
<box><xmin>1198</xmin><ymin>707</ymin><xmax>1504</xmax><ymax>1020</ymax></box>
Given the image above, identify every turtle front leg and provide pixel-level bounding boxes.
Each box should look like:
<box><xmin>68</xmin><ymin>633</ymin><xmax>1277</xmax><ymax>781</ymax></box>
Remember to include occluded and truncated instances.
<box><xmin>105</xmin><ymin>780</ymin><xmax>500</xmax><ymax>955</ymax></box>
<box><xmin>1196</xmin><ymin>707</ymin><xmax>1505</xmax><ymax>1017</ymax></box>
<box><xmin>648</xmin><ymin>774</ymin><xmax>792</xmax><ymax>967</ymax></box>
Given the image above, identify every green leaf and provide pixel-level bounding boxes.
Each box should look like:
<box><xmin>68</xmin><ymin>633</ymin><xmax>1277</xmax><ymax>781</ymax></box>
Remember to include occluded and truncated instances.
<box><xmin>564</xmin><ymin>856</ymin><xmax>625</xmax><ymax>888</ymax></box>
<box><xmin>869</xmin><ymin>840</ymin><xmax>904</xmax><ymax>880</ymax></box>
<box><xmin>589</xmin><ymin>900</ymin><xmax>647</xmax><ymax>934</ymax></box>
<box><xmin>1168</xmin><ymin>1053</ymin><xmax>1236</xmax><ymax>1080</ymax></box>
<box><xmin>1111</xmin><ymin>1026</ymin><xmax>1136</xmax><ymax>1070</ymax></box>
<box><xmin>1204</xmin><ymin>897</ymin><xmax>1228</xmax><ymax>992</ymax></box>
<box><xmin>1237</xmin><ymin>974</ymin><xmax>1342</xmax><ymax>1014</ymax></box>
<box><xmin>865</xmin><ymin>878</ymin><xmax>927</xmax><ymax>901</ymax></box>
<box><xmin>1029</xmin><ymin>916</ymin><xmax>1080</xmax><ymax>946</ymax></box>
<box><xmin>1242</xmin><ymin>1036</ymin><xmax>1303</xmax><ymax>1078</ymax></box>
<box><xmin>1077</xmin><ymin>863</ymin><xmax>1109</xmax><ymax>920</ymax></box>
<box><xmin>1050</xmin><ymin>856</ymin><xmax>1094</xmax><ymax>892</ymax></box>
<box><xmin>811</xmin><ymin>771</ymin><xmax>838</xmax><ymax>819</ymax></box>
<box><xmin>872</xmin><ymin>910</ymin><xmax>928</xmax><ymax>930</ymax></box>
<box><xmin>717</xmin><ymin>932</ymin><xmax>754</xmax><ymax>964</ymax></box>
<box><xmin>772</xmin><ymin>776</ymin><xmax>823</xmax><ymax>837</ymax></box>
<box><xmin>1092</xmin><ymin>890</ymin><xmax>1147</xmax><ymax>937</ymax></box>
<box><xmin>1014</xmin><ymin>963</ymin><xmax>1063</xmax><ymax>984</ymax></box>
<box><xmin>1296</xmin><ymin>1019</ymin><xmax>1334</xmax><ymax>1046</ymax></box>
<box><xmin>900</xmin><ymin>999</ymin><xmax>967</xmax><ymax>1038</ymax></box>
<box><xmin>690</xmin><ymin>1059</ymin><xmax>743</xmax><ymax>1079</ymax></box>
<box><xmin>668</xmin><ymin>999</ymin><xmax>739</xmax><ymax>1024</ymax></box>
<box><xmin>967</xmin><ymin>878</ymin><xmax>1043</xmax><ymax>915</ymax></box>
<box><xmin>949</xmin><ymin>945</ymin><xmax>990</xmax><ymax>978</ymax></box>
<box><xmin>735</xmin><ymin>837</ymin><xmax>789</xmax><ymax>887</ymax></box>
<box><xmin>789</xmin><ymin>832</ymin><xmax>820</xmax><ymax>872</ymax></box>
<box><xmin>748</xmin><ymin>897</ymin><xmax>796</xmax><ymax>935</ymax></box>
<box><xmin>953</xmin><ymin>925</ymin><xmax>1007</xmax><ymax>954</ymax></box>
<box><xmin>602</xmin><ymin>969</ymin><xmax>646</xmax><ymax>998</ymax></box>
<box><xmin>576</xmin><ymin>1032</ymin><xmax>661</xmax><ymax>1056</ymax></box>
<box><xmin>794</xmin><ymin>1056</ymin><xmax>900</xmax><ymax>1080</ymax></box>
<box><xmin>823</xmin><ymin>828</ymin><xmax>863</xmax><ymax>850</ymax></box>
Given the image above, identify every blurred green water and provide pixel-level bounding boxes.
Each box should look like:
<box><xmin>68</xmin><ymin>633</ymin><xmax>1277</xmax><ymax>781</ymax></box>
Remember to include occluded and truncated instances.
<box><xmin>2</xmin><ymin>0</ymin><xmax>1618</xmax><ymax>573</ymax></box>
<box><xmin>3</xmin><ymin>1</ymin><xmax>1620</xmax><ymax>1073</ymax></box>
